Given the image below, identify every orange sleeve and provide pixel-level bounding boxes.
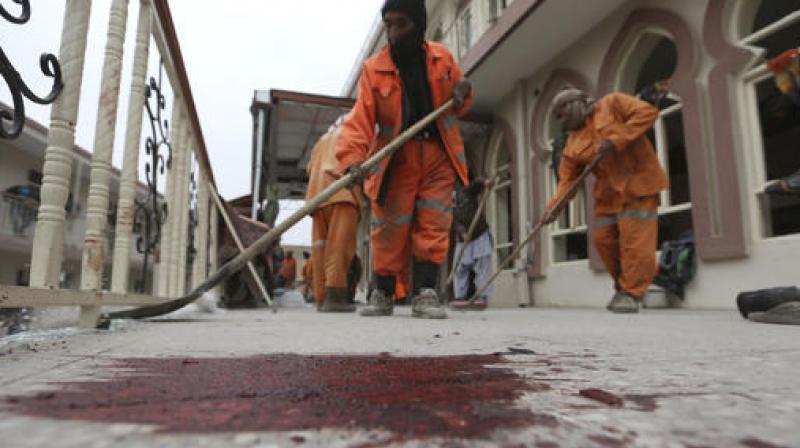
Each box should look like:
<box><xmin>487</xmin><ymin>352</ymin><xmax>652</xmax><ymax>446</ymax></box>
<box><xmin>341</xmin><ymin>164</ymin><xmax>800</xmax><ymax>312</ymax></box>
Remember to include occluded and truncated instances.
<box><xmin>601</xmin><ymin>93</ymin><xmax>658</xmax><ymax>152</ymax></box>
<box><xmin>450</xmin><ymin>53</ymin><xmax>473</xmax><ymax>117</ymax></box>
<box><xmin>546</xmin><ymin>153</ymin><xmax>584</xmax><ymax>210</ymax></box>
<box><xmin>335</xmin><ymin>64</ymin><xmax>377</xmax><ymax>173</ymax></box>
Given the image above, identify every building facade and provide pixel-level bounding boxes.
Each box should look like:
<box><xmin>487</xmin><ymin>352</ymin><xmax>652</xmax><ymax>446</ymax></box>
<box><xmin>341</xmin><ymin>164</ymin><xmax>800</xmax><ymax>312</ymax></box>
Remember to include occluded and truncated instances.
<box><xmin>0</xmin><ymin>114</ymin><xmax>155</xmax><ymax>292</ymax></box>
<box><xmin>344</xmin><ymin>0</ymin><xmax>800</xmax><ymax>309</ymax></box>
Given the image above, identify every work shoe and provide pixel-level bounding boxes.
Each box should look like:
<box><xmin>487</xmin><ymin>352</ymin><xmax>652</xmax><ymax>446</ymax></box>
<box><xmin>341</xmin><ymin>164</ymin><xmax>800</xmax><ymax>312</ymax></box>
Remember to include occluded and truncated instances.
<box><xmin>319</xmin><ymin>288</ymin><xmax>356</xmax><ymax>313</ymax></box>
<box><xmin>606</xmin><ymin>291</ymin><xmax>639</xmax><ymax>314</ymax></box>
<box><xmin>470</xmin><ymin>298</ymin><xmax>488</xmax><ymax>311</ymax></box>
<box><xmin>360</xmin><ymin>288</ymin><xmax>394</xmax><ymax>317</ymax></box>
<box><xmin>412</xmin><ymin>288</ymin><xmax>448</xmax><ymax>319</ymax></box>
<box><xmin>449</xmin><ymin>298</ymin><xmax>472</xmax><ymax>311</ymax></box>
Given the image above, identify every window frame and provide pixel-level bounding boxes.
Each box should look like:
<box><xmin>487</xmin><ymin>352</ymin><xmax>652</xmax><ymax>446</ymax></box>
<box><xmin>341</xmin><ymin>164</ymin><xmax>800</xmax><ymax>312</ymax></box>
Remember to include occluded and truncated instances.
<box><xmin>486</xmin><ymin>129</ymin><xmax>515</xmax><ymax>270</ymax></box>
<box><xmin>456</xmin><ymin>1</ymin><xmax>473</xmax><ymax>59</ymax></box>
<box><xmin>614</xmin><ymin>30</ymin><xmax>693</xmax><ymax>242</ymax></box>
<box><xmin>736</xmin><ymin>5</ymin><xmax>800</xmax><ymax>239</ymax></box>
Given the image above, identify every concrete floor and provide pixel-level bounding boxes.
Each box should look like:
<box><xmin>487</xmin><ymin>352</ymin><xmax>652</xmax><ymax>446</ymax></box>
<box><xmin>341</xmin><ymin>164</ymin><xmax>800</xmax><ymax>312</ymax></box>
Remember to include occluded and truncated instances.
<box><xmin>0</xmin><ymin>305</ymin><xmax>798</xmax><ymax>447</ymax></box>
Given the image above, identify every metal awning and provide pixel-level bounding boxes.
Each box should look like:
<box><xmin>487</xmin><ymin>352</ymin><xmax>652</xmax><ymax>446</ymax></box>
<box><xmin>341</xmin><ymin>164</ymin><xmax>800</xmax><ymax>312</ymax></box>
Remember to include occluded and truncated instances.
<box><xmin>251</xmin><ymin>90</ymin><xmax>355</xmax><ymax>206</ymax></box>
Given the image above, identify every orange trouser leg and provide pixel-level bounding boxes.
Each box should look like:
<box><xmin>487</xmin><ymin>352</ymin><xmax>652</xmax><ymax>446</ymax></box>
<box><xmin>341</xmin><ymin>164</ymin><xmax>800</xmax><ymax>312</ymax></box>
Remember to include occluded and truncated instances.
<box><xmin>592</xmin><ymin>195</ymin><xmax>659</xmax><ymax>298</ymax></box>
<box><xmin>312</xmin><ymin>203</ymin><xmax>359</xmax><ymax>305</ymax></box>
<box><xmin>395</xmin><ymin>262</ymin><xmax>410</xmax><ymax>300</ymax></box>
<box><xmin>371</xmin><ymin>139</ymin><xmax>456</xmax><ymax>275</ymax></box>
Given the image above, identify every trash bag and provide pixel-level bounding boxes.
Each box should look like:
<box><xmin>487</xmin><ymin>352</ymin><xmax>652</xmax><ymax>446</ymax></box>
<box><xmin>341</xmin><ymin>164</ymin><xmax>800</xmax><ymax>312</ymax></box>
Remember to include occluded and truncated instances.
<box><xmin>736</xmin><ymin>286</ymin><xmax>800</xmax><ymax>318</ymax></box>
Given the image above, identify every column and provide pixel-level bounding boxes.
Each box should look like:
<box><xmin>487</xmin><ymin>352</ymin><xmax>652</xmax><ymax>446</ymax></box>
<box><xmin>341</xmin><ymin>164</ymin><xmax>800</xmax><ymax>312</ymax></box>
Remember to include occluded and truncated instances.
<box><xmin>192</xmin><ymin>171</ymin><xmax>209</xmax><ymax>288</ymax></box>
<box><xmin>79</xmin><ymin>0</ymin><xmax>129</xmax><ymax>327</ymax></box>
<box><xmin>157</xmin><ymin>104</ymin><xmax>183</xmax><ymax>296</ymax></box>
<box><xmin>30</xmin><ymin>0</ymin><xmax>93</xmax><ymax>288</ymax></box>
<box><xmin>167</xmin><ymin>119</ymin><xmax>189</xmax><ymax>297</ymax></box>
<box><xmin>175</xmin><ymin>133</ymin><xmax>193</xmax><ymax>296</ymax></box>
<box><xmin>208</xmin><ymin>195</ymin><xmax>220</xmax><ymax>296</ymax></box>
<box><xmin>110</xmin><ymin>0</ymin><xmax>152</xmax><ymax>294</ymax></box>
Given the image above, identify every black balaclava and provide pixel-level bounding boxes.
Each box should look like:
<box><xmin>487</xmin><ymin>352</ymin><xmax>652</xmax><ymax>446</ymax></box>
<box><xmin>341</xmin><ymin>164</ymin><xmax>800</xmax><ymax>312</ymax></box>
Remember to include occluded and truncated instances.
<box><xmin>382</xmin><ymin>0</ymin><xmax>427</xmax><ymax>67</ymax></box>
<box><xmin>381</xmin><ymin>0</ymin><xmax>435</xmax><ymax>134</ymax></box>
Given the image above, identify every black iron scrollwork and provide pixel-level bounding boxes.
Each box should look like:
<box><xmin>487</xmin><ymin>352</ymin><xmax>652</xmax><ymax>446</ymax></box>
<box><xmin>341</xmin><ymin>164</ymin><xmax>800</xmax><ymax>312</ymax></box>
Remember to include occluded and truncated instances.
<box><xmin>0</xmin><ymin>0</ymin><xmax>63</xmax><ymax>139</ymax></box>
<box><xmin>186</xmin><ymin>168</ymin><xmax>198</xmax><ymax>269</ymax></box>
<box><xmin>133</xmin><ymin>62</ymin><xmax>172</xmax><ymax>293</ymax></box>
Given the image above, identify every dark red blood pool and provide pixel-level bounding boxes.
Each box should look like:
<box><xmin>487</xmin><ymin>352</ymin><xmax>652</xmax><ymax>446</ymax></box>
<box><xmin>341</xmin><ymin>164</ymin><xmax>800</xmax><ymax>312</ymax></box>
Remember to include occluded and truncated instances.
<box><xmin>4</xmin><ymin>354</ymin><xmax>553</xmax><ymax>441</ymax></box>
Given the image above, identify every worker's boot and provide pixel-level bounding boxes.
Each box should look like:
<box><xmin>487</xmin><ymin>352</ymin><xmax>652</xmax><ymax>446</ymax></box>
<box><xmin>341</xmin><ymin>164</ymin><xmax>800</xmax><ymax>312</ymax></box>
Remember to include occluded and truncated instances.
<box><xmin>360</xmin><ymin>275</ymin><xmax>394</xmax><ymax>317</ymax></box>
<box><xmin>411</xmin><ymin>261</ymin><xmax>447</xmax><ymax>319</ymax></box>
<box><xmin>319</xmin><ymin>287</ymin><xmax>356</xmax><ymax>313</ymax></box>
<box><xmin>412</xmin><ymin>288</ymin><xmax>448</xmax><ymax>319</ymax></box>
<box><xmin>606</xmin><ymin>291</ymin><xmax>639</xmax><ymax>314</ymax></box>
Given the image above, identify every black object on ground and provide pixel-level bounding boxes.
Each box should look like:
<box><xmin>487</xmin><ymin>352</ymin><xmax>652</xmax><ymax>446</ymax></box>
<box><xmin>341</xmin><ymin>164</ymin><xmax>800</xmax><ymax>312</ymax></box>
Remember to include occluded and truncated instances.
<box><xmin>736</xmin><ymin>286</ymin><xmax>800</xmax><ymax>318</ymax></box>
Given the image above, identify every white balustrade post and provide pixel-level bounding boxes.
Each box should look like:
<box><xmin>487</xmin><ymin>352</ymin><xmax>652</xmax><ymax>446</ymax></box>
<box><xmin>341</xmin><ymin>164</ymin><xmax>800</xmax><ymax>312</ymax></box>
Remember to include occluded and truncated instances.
<box><xmin>208</xmin><ymin>196</ymin><xmax>220</xmax><ymax>296</ymax></box>
<box><xmin>192</xmin><ymin>170</ymin><xmax>209</xmax><ymax>288</ymax></box>
<box><xmin>110</xmin><ymin>0</ymin><xmax>152</xmax><ymax>294</ymax></box>
<box><xmin>167</xmin><ymin>117</ymin><xmax>188</xmax><ymax>297</ymax></box>
<box><xmin>157</xmin><ymin>101</ymin><xmax>183</xmax><ymax>297</ymax></box>
<box><xmin>175</xmin><ymin>134</ymin><xmax>193</xmax><ymax>296</ymax></box>
<box><xmin>30</xmin><ymin>0</ymin><xmax>93</xmax><ymax>288</ymax></box>
<box><xmin>79</xmin><ymin>0</ymin><xmax>129</xmax><ymax>328</ymax></box>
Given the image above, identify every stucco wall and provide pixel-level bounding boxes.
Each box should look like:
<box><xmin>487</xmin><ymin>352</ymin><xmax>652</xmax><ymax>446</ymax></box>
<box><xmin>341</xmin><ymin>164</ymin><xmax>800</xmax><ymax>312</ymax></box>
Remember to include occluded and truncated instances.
<box><xmin>478</xmin><ymin>0</ymin><xmax>800</xmax><ymax>309</ymax></box>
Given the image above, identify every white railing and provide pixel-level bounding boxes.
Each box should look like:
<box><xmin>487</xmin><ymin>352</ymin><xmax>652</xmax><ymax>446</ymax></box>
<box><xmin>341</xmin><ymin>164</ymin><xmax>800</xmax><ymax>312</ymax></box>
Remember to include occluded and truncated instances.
<box><xmin>0</xmin><ymin>0</ymin><xmax>221</xmax><ymax>328</ymax></box>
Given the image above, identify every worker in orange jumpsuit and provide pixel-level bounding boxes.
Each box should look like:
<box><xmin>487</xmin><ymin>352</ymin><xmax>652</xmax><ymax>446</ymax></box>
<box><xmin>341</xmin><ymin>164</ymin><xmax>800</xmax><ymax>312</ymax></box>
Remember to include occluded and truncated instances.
<box><xmin>278</xmin><ymin>251</ymin><xmax>297</xmax><ymax>289</ymax></box>
<box><xmin>541</xmin><ymin>89</ymin><xmax>668</xmax><ymax>313</ymax></box>
<box><xmin>307</xmin><ymin>127</ymin><xmax>362</xmax><ymax>312</ymax></box>
<box><xmin>301</xmin><ymin>251</ymin><xmax>313</xmax><ymax>302</ymax></box>
<box><xmin>336</xmin><ymin>0</ymin><xmax>472</xmax><ymax>319</ymax></box>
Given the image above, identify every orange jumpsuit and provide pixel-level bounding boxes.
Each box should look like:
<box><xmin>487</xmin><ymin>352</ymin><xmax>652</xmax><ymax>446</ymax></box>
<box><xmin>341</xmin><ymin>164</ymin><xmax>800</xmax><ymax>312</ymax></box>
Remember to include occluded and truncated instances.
<box><xmin>302</xmin><ymin>258</ymin><xmax>313</xmax><ymax>299</ymax></box>
<box><xmin>279</xmin><ymin>256</ymin><xmax>297</xmax><ymax>288</ymax></box>
<box><xmin>306</xmin><ymin>129</ymin><xmax>362</xmax><ymax>306</ymax></box>
<box><xmin>548</xmin><ymin>93</ymin><xmax>668</xmax><ymax>298</ymax></box>
<box><xmin>395</xmin><ymin>262</ymin><xmax>410</xmax><ymax>301</ymax></box>
<box><xmin>336</xmin><ymin>41</ymin><xmax>473</xmax><ymax>277</ymax></box>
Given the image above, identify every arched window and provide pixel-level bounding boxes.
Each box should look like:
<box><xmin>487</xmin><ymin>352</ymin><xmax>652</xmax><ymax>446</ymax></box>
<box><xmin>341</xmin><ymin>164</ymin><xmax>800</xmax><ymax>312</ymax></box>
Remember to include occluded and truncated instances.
<box><xmin>615</xmin><ymin>32</ymin><xmax>693</xmax><ymax>245</ymax></box>
<box><xmin>737</xmin><ymin>0</ymin><xmax>800</xmax><ymax>237</ymax></box>
<box><xmin>487</xmin><ymin>131</ymin><xmax>514</xmax><ymax>267</ymax></box>
<box><xmin>543</xmin><ymin>87</ymin><xmax>588</xmax><ymax>263</ymax></box>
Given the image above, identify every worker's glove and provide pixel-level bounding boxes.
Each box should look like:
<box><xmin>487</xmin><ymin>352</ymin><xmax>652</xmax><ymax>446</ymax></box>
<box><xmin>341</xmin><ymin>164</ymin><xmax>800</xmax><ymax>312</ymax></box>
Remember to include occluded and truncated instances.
<box><xmin>345</xmin><ymin>164</ymin><xmax>366</xmax><ymax>186</ymax></box>
<box><xmin>540</xmin><ymin>207</ymin><xmax>558</xmax><ymax>225</ymax></box>
<box><xmin>453</xmin><ymin>79</ymin><xmax>472</xmax><ymax>109</ymax></box>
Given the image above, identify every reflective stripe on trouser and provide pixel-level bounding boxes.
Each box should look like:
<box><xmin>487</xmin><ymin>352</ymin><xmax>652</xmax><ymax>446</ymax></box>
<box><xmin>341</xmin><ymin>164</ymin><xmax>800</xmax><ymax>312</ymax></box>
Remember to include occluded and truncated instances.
<box><xmin>592</xmin><ymin>195</ymin><xmax>659</xmax><ymax>298</ymax></box>
<box><xmin>371</xmin><ymin>139</ymin><xmax>456</xmax><ymax>276</ymax></box>
<box><xmin>311</xmin><ymin>203</ymin><xmax>359</xmax><ymax>306</ymax></box>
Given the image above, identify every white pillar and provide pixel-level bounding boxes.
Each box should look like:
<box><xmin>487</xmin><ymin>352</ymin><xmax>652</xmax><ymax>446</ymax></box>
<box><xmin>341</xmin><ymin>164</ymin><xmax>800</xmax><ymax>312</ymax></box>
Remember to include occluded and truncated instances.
<box><xmin>157</xmin><ymin>101</ymin><xmax>183</xmax><ymax>297</ymax></box>
<box><xmin>208</xmin><ymin>195</ymin><xmax>220</xmax><ymax>296</ymax></box>
<box><xmin>111</xmin><ymin>0</ymin><xmax>152</xmax><ymax>294</ymax></box>
<box><xmin>168</xmin><ymin>119</ymin><xmax>189</xmax><ymax>297</ymax></box>
<box><xmin>192</xmin><ymin>171</ymin><xmax>209</xmax><ymax>288</ymax></box>
<box><xmin>175</xmin><ymin>134</ymin><xmax>193</xmax><ymax>296</ymax></box>
<box><xmin>79</xmin><ymin>0</ymin><xmax>129</xmax><ymax>327</ymax></box>
<box><xmin>30</xmin><ymin>0</ymin><xmax>93</xmax><ymax>288</ymax></box>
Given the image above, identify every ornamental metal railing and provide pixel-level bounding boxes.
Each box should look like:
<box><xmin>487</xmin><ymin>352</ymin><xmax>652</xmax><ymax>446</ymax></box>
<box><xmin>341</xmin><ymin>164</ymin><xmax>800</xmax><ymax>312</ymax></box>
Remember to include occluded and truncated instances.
<box><xmin>0</xmin><ymin>0</ymin><xmax>222</xmax><ymax>328</ymax></box>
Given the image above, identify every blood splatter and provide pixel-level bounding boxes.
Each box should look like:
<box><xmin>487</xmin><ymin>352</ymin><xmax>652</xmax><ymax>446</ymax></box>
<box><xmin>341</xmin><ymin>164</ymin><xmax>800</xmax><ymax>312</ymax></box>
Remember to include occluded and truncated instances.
<box><xmin>578</xmin><ymin>389</ymin><xmax>624</xmax><ymax>408</ymax></box>
<box><xmin>5</xmin><ymin>354</ymin><xmax>553</xmax><ymax>443</ymax></box>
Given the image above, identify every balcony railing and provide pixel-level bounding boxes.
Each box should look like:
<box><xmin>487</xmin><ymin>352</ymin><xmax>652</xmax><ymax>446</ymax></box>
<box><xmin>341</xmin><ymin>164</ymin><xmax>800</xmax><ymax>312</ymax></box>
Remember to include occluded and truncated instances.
<box><xmin>0</xmin><ymin>0</ymin><xmax>222</xmax><ymax>328</ymax></box>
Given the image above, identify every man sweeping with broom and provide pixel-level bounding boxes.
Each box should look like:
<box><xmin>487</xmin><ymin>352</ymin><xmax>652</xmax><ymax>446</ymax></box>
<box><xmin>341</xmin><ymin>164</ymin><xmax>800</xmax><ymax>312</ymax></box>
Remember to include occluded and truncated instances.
<box><xmin>541</xmin><ymin>89</ymin><xmax>668</xmax><ymax>313</ymax></box>
<box><xmin>336</xmin><ymin>0</ymin><xmax>472</xmax><ymax>319</ymax></box>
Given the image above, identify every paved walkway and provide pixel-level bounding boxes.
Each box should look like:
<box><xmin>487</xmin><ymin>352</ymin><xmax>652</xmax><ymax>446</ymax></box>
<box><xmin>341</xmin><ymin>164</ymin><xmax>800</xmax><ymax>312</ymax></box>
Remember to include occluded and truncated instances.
<box><xmin>0</xmin><ymin>306</ymin><xmax>798</xmax><ymax>447</ymax></box>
